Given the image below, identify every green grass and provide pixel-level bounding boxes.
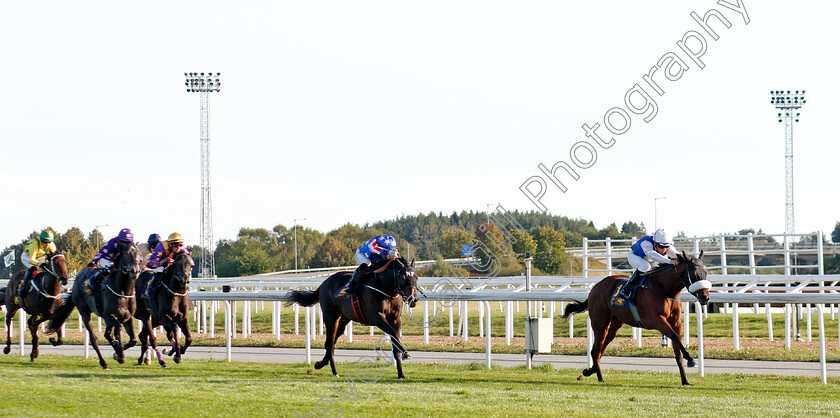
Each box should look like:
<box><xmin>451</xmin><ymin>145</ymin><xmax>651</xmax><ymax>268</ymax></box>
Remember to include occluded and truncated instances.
<box><xmin>0</xmin><ymin>356</ymin><xmax>837</xmax><ymax>417</ymax></box>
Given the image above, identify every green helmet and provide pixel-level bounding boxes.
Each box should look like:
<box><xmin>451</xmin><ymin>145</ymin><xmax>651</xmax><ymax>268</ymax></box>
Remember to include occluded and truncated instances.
<box><xmin>40</xmin><ymin>230</ymin><xmax>55</xmax><ymax>243</ymax></box>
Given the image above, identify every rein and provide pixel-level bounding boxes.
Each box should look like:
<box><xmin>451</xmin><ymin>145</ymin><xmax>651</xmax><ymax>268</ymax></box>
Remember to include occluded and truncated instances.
<box><xmin>161</xmin><ymin>281</ymin><xmax>188</xmax><ymax>297</ymax></box>
<box><xmin>31</xmin><ymin>279</ymin><xmax>62</xmax><ymax>300</ymax></box>
<box><xmin>104</xmin><ymin>283</ymin><xmax>135</xmax><ymax>299</ymax></box>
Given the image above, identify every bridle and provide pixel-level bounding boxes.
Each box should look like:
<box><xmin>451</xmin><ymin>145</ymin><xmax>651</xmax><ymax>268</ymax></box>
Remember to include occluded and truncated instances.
<box><xmin>674</xmin><ymin>257</ymin><xmax>712</xmax><ymax>298</ymax></box>
<box><xmin>105</xmin><ymin>244</ymin><xmax>140</xmax><ymax>299</ymax></box>
<box><xmin>366</xmin><ymin>258</ymin><xmax>419</xmax><ymax>304</ymax></box>
<box><xmin>161</xmin><ymin>253</ymin><xmax>191</xmax><ymax>297</ymax></box>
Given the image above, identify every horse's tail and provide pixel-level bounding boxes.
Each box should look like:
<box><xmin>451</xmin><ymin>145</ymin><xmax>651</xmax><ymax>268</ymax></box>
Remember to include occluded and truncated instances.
<box><xmin>286</xmin><ymin>287</ymin><xmax>321</xmax><ymax>307</ymax></box>
<box><xmin>45</xmin><ymin>296</ymin><xmax>76</xmax><ymax>335</ymax></box>
<box><xmin>561</xmin><ymin>298</ymin><xmax>589</xmax><ymax>319</ymax></box>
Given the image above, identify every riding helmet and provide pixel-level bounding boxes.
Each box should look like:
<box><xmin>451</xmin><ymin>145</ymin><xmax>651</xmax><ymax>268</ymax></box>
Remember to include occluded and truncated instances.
<box><xmin>167</xmin><ymin>232</ymin><xmax>185</xmax><ymax>243</ymax></box>
<box><xmin>148</xmin><ymin>233</ymin><xmax>162</xmax><ymax>248</ymax></box>
<box><xmin>39</xmin><ymin>230</ymin><xmax>55</xmax><ymax>243</ymax></box>
<box><xmin>118</xmin><ymin>228</ymin><xmax>134</xmax><ymax>243</ymax></box>
<box><xmin>653</xmin><ymin>228</ymin><xmax>673</xmax><ymax>247</ymax></box>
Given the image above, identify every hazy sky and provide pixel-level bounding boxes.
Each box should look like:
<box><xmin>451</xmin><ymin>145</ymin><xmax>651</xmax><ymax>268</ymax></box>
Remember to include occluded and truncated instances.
<box><xmin>1</xmin><ymin>1</ymin><xmax>837</xmax><ymax>249</ymax></box>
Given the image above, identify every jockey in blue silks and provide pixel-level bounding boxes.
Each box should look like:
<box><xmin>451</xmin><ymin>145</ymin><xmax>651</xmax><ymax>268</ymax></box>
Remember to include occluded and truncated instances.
<box><xmin>336</xmin><ymin>235</ymin><xmax>399</xmax><ymax>298</ymax></box>
<box><xmin>622</xmin><ymin>228</ymin><xmax>679</xmax><ymax>297</ymax></box>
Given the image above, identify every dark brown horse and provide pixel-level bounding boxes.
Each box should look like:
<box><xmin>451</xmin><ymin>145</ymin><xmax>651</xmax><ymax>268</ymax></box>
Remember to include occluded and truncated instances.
<box><xmin>134</xmin><ymin>251</ymin><xmax>193</xmax><ymax>367</ymax></box>
<box><xmin>47</xmin><ymin>241</ymin><xmax>140</xmax><ymax>369</ymax></box>
<box><xmin>1</xmin><ymin>251</ymin><xmax>68</xmax><ymax>361</ymax></box>
<box><xmin>287</xmin><ymin>257</ymin><xmax>419</xmax><ymax>378</ymax></box>
<box><xmin>562</xmin><ymin>251</ymin><xmax>711</xmax><ymax>386</ymax></box>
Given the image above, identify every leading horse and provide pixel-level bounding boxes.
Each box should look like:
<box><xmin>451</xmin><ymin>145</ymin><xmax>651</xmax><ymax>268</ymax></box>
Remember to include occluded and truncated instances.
<box><xmin>562</xmin><ymin>251</ymin><xmax>711</xmax><ymax>386</ymax></box>
<box><xmin>287</xmin><ymin>257</ymin><xmax>419</xmax><ymax>378</ymax></box>
<box><xmin>1</xmin><ymin>251</ymin><xmax>69</xmax><ymax>361</ymax></box>
<box><xmin>134</xmin><ymin>251</ymin><xmax>193</xmax><ymax>367</ymax></box>
<box><xmin>47</xmin><ymin>241</ymin><xmax>141</xmax><ymax>369</ymax></box>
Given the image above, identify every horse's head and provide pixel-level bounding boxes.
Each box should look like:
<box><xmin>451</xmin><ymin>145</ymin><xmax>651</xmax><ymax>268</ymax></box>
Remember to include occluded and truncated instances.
<box><xmin>164</xmin><ymin>252</ymin><xmax>193</xmax><ymax>292</ymax></box>
<box><xmin>677</xmin><ymin>250</ymin><xmax>711</xmax><ymax>305</ymax></box>
<box><xmin>46</xmin><ymin>251</ymin><xmax>69</xmax><ymax>286</ymax></box>
<box><xmin>393</xmin><ymin>257</ymin><xmax>419</xmax><ymax>308</ymax></box>
<box><xmin>114</xmin><ymin>241</ymin><xmax>141</xmax><ymax>283</ymax></box>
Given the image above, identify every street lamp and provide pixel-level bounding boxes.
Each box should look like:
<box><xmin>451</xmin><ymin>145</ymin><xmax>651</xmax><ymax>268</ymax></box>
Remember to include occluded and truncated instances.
<box><xmin>654</xmin><ymin>197</ymin><xmax>667</xmax><ymax>230</ymax></box>
<box><xmin>486</xmin><ymin>203</ymin><xmax>500</xmax><ymax>226</ymax></box>
<box><xmin>294</xmin><ymin>218</ymin><xmax>306</xmax><ymax>270</ymax></box>
<box><xmin>94</xmin><ymin>224</ymin><xmax>109</xmax><ymax>249</ymax></box>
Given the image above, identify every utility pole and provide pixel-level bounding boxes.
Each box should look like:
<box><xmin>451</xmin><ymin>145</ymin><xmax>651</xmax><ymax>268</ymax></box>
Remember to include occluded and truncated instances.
<box><xmin>770</xmin><ymin>90</ymin><xmax>806</xmax><ymax>235</ymax></box>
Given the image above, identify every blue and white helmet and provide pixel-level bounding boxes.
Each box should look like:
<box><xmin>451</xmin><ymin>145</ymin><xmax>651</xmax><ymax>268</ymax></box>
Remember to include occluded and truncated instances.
<box><xmin>653</xmin><ymin>229</ymin><xmax>673</xmax><ymax>247</ymax></box>
<box><xmin>376</xmin><ymin>234</ymin><xmax>398</xmax><ymax>250</ymax></box>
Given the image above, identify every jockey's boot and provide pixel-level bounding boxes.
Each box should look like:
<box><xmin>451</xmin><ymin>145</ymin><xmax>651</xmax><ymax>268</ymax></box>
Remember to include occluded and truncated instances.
<box><xmin>144</xmin><ymin>274</ymin><xmax>158</xmax><ymax>301</ymax></box>
<box><xmin>336</xmin><ymin>264</ymin><xmax>367</xmax><ymax>299</ymax></box>
<box><xmin>622</xmin><ymin>270</ymin><xmax>641</xmax><ymax>298</ymax></box>
<box><xmin>17</xmin><ymin>266</ymin><xmax>38</xmax><ymax>305</ymax></box>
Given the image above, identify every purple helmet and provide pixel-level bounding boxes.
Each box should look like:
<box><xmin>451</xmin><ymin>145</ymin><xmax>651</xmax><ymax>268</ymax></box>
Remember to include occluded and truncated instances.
<box><xmin>118</xmin><ymin>228</ymin><xmax>134</xmax><ymax>243</ymax></box>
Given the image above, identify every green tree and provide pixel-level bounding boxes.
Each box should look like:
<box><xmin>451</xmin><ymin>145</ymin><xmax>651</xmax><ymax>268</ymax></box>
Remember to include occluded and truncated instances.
<box><xmin>310</xmin><ymin>236</ymin><xmax>352</xmax><ymax>267</ymax></box>
<box><xmin>620</xmin><ymin>221</ymin><xmax>646</xmax><ymax>237</ymax></box>
<box><xmin>531</xmin><ymin>226</ymin><xmax>566</xmax><ymax>274</ymax></box>
<box><xmin>55</xmin><ymin>226</ymin><xmax>94</xmax><ymax>275</ymax></box>
<box><xmin>436</xmin><ymin>227</ymin><xmax>474</xmax><ymax>259</ymax></box>
<box><xmin>510</xmin><ymin>229</ymin><xmax>537</xmax><ymax>257</ymax></box>
<box><xmin>832</xmin><ymin>222</ymin><xmax>840</xmax><ymax>244</ymax></box>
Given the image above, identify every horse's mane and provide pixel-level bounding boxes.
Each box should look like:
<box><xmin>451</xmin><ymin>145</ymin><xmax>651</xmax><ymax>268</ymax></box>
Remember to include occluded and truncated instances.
<box><xmin>646</xmin><ymin>253</ymin><xmax>704</xmax><ymax>275</ymax></box>
<box><xmin>368</xmin><ymin>256</ymin><xmax>409</xmax><ymax>272</ymax></box>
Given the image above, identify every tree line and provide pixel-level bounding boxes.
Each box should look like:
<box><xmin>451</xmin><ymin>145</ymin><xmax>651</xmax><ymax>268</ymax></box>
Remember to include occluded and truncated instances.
<box><xmin>4</xmin><ymin>214</ymin><xmax>839</xmax><ymax>278</ymax></box>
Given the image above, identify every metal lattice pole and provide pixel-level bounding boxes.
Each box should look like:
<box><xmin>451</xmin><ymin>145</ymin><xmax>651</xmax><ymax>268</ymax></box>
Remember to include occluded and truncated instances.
<box><xmin>186</xmin><ymin>72</ymin><xmax>221</xmax><ymax>278</ymax></box>
<box><xmin>770</xmin><ymin>90</ymin><xmax>805</xmax><ymax>235</ymax></box>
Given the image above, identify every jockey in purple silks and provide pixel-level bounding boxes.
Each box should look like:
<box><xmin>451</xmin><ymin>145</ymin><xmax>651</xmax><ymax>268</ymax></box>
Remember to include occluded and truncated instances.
<box><xmin>336</xmin><ymin>234</ymin><xmax>399</xmax><ymax>298</ymax></box>
<box><xmin>85</xmin><ymin>228</ymin><xmax>135</xmax><ymax>292</ymax></box>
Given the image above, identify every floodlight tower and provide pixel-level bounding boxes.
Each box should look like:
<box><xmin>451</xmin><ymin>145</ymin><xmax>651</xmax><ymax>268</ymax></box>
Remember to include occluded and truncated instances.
<box><xmin>770</xmin><ymin>90</ymin><xmax>805</xmax><ymax>235</ymax></box>
<box><xmin>185</xmin><ymin>72</ymin><xmax>221</xmax><ymax>278</ymax></box>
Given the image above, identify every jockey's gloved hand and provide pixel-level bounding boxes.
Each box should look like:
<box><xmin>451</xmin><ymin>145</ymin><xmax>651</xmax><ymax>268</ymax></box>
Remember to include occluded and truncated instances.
<box><xmin>87</xmin><ymin>262</ymin><xmax>96</xmax><ymax>270</ymax></box>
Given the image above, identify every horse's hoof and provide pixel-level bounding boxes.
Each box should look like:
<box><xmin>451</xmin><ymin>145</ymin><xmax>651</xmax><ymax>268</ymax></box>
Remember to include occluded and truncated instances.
<box><xmin>582</xmin><ymin>369</ymin><xmax>593</xmax><ymax>377</ymax></box>
<box><xmin>687</xmin><ymin>359</ymin><xmax>696</xmax><ymax>368</ymax></box>
<box><xmin>174</xmin><ymin>356</ymin><xmax>181</xmax><ymax>364</ymax></box>
<box><xmin>314</xmin><ymin>361</ymin><xmax>325</xmax><ymax>370</ymax></box>
<box><xmin>160</xmin><ymin>362</ymin><xmax>168</xmax><ymax>368</ymax></box>
<box><xmin>398</xmin><ymin>374</ymin><xmax>406</xmax><ymax>379</ymax></box>
<box><xmin>3</xmin><ymin>347</ymin><xmax>9</xmax><ymax>355</ymax></box>
<box><xmin>102</xmin><ymin>365</ymin><xmax>110</xmax><ymax>370</ymax></box>
<box><xmin>402</xmin><ymin>353</ymin><xmax>411</xmax><ymax>361</ymax></box>
<box><xmin>49</xmin><ymin>338</ymin><xmax>60</xmax><ymax>347</ymax></box>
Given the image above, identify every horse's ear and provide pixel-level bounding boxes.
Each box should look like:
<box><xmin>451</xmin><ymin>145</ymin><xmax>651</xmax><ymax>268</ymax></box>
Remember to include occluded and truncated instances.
<box><xmin>698</xmin><ymin>249</ymin><xmax>704</xmax><ymax>260</ymax></box>
<box><xmin>681</xmin><ymin>250</ymin><xmax>687</xmax><ymax>261</ymax></box>
<box><xmin>410</xmin><ymin>258</ymin><xmax>415</xmax><ymax>269</ymax></box>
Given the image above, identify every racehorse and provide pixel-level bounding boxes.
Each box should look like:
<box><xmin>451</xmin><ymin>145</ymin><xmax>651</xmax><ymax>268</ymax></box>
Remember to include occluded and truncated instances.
<box><xmin>134</xmin><ymin>252</ymin><xmax>193</xmax><ymax>367</ymax></box>
<box><xmin>287</xmin><ymin>257</ymin><xmax>419</xmax><ymax>378</ymax></box>
<box><xmin>562</xmin><ymin>251</ymin><xmax>711</xmax><ymax>386</ymax></box>
<box><xmin>1</xmin><ymin>251</ymin><xmax>68</xmax><ymax>361</ymax></box>
<box><xmin>47</xmin><ymin>241</ymin><xmax>140</xmax><ymax>369</ymax></box>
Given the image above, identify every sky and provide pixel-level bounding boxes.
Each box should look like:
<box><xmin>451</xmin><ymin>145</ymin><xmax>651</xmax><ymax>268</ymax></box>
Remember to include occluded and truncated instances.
<box><xmin>1</xmin><ymin>1</ymin><xmax>838</xmax><ymax>249</ymax></box>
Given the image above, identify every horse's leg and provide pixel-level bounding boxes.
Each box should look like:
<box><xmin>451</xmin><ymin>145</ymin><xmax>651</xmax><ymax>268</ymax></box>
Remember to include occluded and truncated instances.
<box><xmin>4</xmin><ymin>306</ymin><xmax>18</xmax><ymax>355</ymax></box>
<box><xmin>27</xmin><ymin>316</ymin><xmax>40</xmax><ymax>361</ymax></box>
<box><xmin>176</xmin><ymin>315</ymin><xmax>192</xmax><ymax>355</ymax></box>
<box><xmin>315</xmin><ymin>314</ymin><xmax>339</xmax><ymax>374</ymax></box>
<box><xmin>389</xmin><ymin>316</ymin><xmax>406</xmax><ymax>379</ymax></box>
<box><xmin>582</xmin><ymin>311</ymin><xmax>611</xmax><ymax>381</ymax></box>
<box><xmin>81</xmin><ymin>313</ymin><xmax>109</xmax><ymax>369</ymax></box>
<box><xmin>147</xmin><ymin>318</ymin><xmax>167</xmax><ymax>367</ymax></box>
<box><xmin>328</xmin><ymin>317</ymin><xmax>351</xmax><ymax>377</ymax></box>
<box><xmin>160</xmin><ymin>315</ymin><xmax>182</xmax><ymax>363</ymax></box>
<box><xmin>590</xmin><ymin>319</ymin><xmax>623</xmax><ymax>382</ymax></box>
<box><xmin>137</xmin><ymin>323</ymin><xmax>149</xmax><ymax>365</ymax></box>
<box><xmin>122</xmin><ymin>316</ymin><xmax>137</xmax><ymax>351</ymax></box>
<box><xmin>104</xmin><ymin>316</ymin><xmax>125</xmax><ymax>364</ymax></box>
<box><xmin>652</xmin><ymin>315</ymin><xmax>691</xmax><ymax>386</ymax></box>
<box><xmin>369</xmin><ymin>313</ymin><xmax>410</xmax><ymax>361</ymax></box>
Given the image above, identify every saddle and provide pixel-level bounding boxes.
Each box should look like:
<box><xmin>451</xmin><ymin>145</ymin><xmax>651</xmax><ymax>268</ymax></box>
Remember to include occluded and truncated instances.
<box><xmin>610</xmin><ymin>276</ymin><xmax>647</xmax><ymax>327</ymax></box>
<box><xmin>83</xmin><ymin>269</ymin><xmax>107</xmax><ymax>315</ymax></box>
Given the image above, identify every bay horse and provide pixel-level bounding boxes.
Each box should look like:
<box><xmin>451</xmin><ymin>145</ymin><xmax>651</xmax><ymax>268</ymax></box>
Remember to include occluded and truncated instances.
<box><xmin>1</xmin><ymin>251</ymin><xmax>68</xmax><ymax>361</ymax></box>
<box><xmin>134</xmin><ymin>252</ymin><xmax>193</xmax><ymax>367</ymax></box>
<box><xmin>287</xmin><ymin>257</ymin><xmax>419</xmax><ymax>378</ymax></box>
<box><xmin>47</xmin><ymin>241</ymin><xmax>140</xmax><ymax>369</ymax></box>
<box><xmin>562</xmin><ymin>251</ymin><xmax>711</xmax><ymax>386</ymax></box>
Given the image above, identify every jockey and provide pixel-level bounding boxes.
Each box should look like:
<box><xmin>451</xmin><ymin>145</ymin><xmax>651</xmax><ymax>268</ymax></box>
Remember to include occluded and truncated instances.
<box><xmin>144</xmin><ymin>232</ymin><xmax>191</xmax><ymax>299</ymax></box>
<box><xmin>139</xmin><ymin>233</ymin><xmax>162</xmax><ymax>271</ymax></box>
<box><xmin>17</xmin><ymin>230</ymin><xmax>57</xmax><ymax>303</ymax></box>
<box><xmin>86</xmin><ymin>228</ymin><xmax>135</xmax><ymax>291</ymax></box>
<box><xmin>336</xmin><ymin>234</ymin><xmax>398</xmax><ymax>298</ymax></box>
<box><xmin>622</xmin><ymin>228</ymin><xmax>679</xmax><ymax>297</ymax></box>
